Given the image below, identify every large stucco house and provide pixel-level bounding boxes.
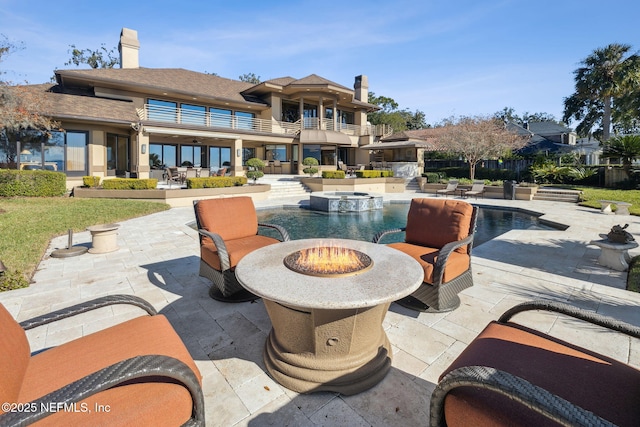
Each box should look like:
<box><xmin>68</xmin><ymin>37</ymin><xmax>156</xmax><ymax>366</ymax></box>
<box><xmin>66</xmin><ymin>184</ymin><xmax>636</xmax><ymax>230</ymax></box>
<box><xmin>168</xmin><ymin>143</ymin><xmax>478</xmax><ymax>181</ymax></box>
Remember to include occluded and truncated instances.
<box><xmin>7</xmin><ymin>28</ymin><xmax>391</xmax><ymax>189</ymax></box>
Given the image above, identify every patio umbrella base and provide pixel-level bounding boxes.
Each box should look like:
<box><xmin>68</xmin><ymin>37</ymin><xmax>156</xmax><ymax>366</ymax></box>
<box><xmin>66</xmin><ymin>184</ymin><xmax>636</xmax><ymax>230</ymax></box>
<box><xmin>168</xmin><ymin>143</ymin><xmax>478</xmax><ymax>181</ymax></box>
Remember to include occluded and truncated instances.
<box><xmin>50</xmin><ymin>246</ymin><xmax>89</xmax><ymax>258</ymax></box>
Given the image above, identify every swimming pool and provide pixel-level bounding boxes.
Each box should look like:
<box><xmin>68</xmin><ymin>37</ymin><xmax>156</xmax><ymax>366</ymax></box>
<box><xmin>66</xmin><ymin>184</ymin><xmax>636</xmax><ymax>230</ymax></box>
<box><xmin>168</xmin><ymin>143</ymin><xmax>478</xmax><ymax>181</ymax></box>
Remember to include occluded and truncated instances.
<box><xmin>256</xmin><ymin>204</ymin><xmax>561</xmax><ymax>246</ymax></box>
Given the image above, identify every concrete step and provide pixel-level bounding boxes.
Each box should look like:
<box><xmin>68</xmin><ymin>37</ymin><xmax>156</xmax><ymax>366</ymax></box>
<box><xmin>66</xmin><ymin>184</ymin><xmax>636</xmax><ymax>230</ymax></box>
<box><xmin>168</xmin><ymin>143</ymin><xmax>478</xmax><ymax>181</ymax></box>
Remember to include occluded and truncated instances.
<box><xmin>533</xmin><ymin>188</ymin><xmax>581</xmax><ymax>203</ymax></box>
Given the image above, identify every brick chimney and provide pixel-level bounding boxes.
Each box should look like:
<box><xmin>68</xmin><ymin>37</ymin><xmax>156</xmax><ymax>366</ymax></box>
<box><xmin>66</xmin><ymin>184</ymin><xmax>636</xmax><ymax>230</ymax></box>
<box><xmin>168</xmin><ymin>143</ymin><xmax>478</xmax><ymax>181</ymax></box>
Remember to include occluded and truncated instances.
<box><xmin>118</xmin><ymin>28</ymin><xmax>140</xmax><ymax>69</ymax></box>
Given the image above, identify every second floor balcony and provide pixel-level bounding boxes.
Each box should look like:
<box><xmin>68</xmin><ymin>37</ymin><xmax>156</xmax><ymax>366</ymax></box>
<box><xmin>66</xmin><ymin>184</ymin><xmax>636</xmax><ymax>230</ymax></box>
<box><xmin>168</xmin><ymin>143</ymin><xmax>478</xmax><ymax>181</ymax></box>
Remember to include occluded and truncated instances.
<box><xmin>139</xmin><ymin>104</ymin><xmax>393</xmax><ymax>138</ymax></box>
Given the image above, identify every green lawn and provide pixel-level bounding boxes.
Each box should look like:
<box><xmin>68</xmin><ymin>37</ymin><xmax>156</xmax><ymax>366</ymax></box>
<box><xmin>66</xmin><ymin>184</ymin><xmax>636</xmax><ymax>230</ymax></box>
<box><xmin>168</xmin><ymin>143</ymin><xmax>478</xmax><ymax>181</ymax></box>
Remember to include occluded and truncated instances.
<box><xmin>570</xmin><ymin>186</ymin><xmax>640</xmax><ymax>215</ymax></box>
<box><xmin>0</xmin><ymin>197</ymin><xmax>169</xmax><ymax>288</ymax></box>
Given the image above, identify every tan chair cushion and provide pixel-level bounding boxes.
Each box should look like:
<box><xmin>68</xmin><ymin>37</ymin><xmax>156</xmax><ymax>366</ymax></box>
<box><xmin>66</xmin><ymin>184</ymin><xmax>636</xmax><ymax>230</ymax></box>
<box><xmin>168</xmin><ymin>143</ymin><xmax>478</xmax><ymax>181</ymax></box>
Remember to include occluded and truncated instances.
<box><xmin>405</xmin><ymin>198</ymin><xmax>473</xmax><ymax>254</ymax></box>
<box><xmin>388</xmin><ymin>242</ymin><xmax>470</xmax><ymax>284</ymax></box>
<box><xmin>201</xmin><ymin>234</ymin><xmax>280</xmax><ymax>271</ymax></box>
<box><xmin>440</xmin><ymin>321</ymin><xmax>640</xmax><ymax>427</ymax></box>
<box><xmin>18</xmin><ymin>315</ymin><xmax>201</xmax><ymax>426</ymax></box>
<box><xmin>0</xmin><ymin>304</ymin><xmax>30</xmax><ymax>406</ymax></box>
<box><xmin>196</xmin><ymin>197</ymin><xmax>258</xmax><ymax>243</ymax></box>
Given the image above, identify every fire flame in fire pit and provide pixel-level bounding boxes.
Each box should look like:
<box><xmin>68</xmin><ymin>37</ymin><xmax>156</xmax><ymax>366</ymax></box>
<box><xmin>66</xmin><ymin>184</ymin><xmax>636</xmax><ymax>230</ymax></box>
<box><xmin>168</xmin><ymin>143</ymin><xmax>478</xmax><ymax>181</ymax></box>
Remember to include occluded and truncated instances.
<box><xmin>284</xmin><ymin>245</ymin><xmax>373</xmax><ymax>277</ymax></box>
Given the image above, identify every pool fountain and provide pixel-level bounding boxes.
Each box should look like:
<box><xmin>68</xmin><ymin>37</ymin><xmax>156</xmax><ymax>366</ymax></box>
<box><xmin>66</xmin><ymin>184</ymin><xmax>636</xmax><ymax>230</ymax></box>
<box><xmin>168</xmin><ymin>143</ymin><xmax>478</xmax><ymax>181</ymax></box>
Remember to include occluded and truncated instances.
<box><xmin>309</xmin><ymin>191</ymin><xmax>383</xmax><ymax>212</ymax></box>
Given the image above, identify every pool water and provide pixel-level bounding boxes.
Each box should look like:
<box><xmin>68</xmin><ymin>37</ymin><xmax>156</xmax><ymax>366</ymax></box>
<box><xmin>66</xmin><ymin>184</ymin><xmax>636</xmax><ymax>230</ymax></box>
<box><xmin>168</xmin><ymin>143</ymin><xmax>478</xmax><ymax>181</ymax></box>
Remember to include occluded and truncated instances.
<box><xmin>256</xmin><ymin>204</ymin><xmax>559</xmax><ymax>246</ymax></box>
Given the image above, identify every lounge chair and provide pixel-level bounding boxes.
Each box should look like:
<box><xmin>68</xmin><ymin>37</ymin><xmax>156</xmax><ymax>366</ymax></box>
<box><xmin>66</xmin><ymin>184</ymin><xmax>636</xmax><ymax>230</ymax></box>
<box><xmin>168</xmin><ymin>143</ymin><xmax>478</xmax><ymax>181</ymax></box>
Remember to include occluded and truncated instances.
<box><xmin>461</xmin><ymin>180</ymin><xmax>485</xmax><ymax>199</ymax></box>
<box><xmin>373</xmin><ymin>198</ymin><xmax>478</xmax><ymax>312</ymax></box>
<box><xmin>215</xmin><ymin>167</ymin><xmax>227</xmax><ymax>176</ymax></box>
<box><xmin>193</xmin><ymin>197</ymin><xmax>290</xmax><ymax>302</ymax></box>
<box><xmin>430</xmin><ymin>300</ymin><xmax>640</xmax><ymax>426</ymax></box>
<box><xmin>0</xmin><ymin>294</ymin><xmax>204</xmax><ymax>426</ymax></box>
<box><xmin>436</xmin><ymin>180</ymin><xmax>458</xmax><ymax>197</ymax></box>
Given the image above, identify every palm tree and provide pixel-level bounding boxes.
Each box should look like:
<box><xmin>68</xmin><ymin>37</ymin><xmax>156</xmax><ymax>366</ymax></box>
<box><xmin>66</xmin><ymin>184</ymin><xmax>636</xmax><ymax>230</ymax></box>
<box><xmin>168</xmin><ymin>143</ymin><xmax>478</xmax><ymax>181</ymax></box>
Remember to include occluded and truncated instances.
<box><xmin>563</xmin><ymin>43</ymin><xmax>639</xmax><ymax>141</ymax></box>
<box><xmin>601</xmin><ymin>134</ymin><xmax>640</xmax><ymax>179</ymax></box>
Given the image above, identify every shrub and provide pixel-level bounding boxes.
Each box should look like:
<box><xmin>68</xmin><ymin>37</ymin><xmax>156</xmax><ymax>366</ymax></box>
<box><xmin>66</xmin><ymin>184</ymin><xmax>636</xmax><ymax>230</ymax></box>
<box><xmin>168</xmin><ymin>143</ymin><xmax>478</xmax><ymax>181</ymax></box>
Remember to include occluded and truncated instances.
<box><xmin>187</xmin><ymin>176</ymin><xmax>247</xmax><ymax>188</ymax></box>
<box><xmin>322</xmin><ymin>170</ymin><xmax>346</xmax><ymax>179</ymax></box>
<box><xmin>422</xmin><ymin>172</ymin><xmax>444</xmax><ymax>183</ymax></box>
<box><xmin>302</xmin><ymin>157</ymin><xmax>319</xmax><ymax>176</ymax></box>
<box><xmin>82</xmin><ymin>176</ymin><xmax>101</xmax><ymax>187</ymax></box>
<box><xmin>101</xmin><ymin>178</ymin><xmax>158</xmax><ymax>190</ymax></box>
<box><xmin>0</xmin><ymin>169</ymin><xmax>66</xmax><ymax>197</ymax></box>
<box><xmin>354</xmin><ymin>170</ymin><xmax>394</xmax><ymax>178</ymax></box>
<box><xmin>245</xmin><ymin>158</ymin><xmax>265</xmax><ymax>183</ymax></box>
<box><xmin>0</xmin><ymin>270</ymin><xmax>29</xmax><ymax>292</ymax></box>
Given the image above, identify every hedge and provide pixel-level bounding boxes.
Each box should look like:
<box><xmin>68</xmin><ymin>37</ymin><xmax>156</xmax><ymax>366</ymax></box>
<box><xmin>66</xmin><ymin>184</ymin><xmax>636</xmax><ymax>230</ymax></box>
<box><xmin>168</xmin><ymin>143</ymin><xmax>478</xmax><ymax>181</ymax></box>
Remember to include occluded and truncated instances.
<box><xmin>102</xmin><ymin>178</ymin><xmax>158</xmax><ymax>190</ymax></box>
<box><xmin>82</xmin><ymin>176</ymin><xmax>101</xmax><ymax>187</ymax></box>
<box><xmin>354</xmin><ymin>170</ymin><xmax>394</xmax><ymax>178</ymax></box>
<box><xmin>187</xmin><ymin>176</ymin><xmax>247</xmax><ymax>188</ymax></box>
<box><xmin>322</xmin><ymin>170</ymin><xmax>346</xmax><ymax>179</ymax></box>
<box><xmin>421</xmin><ymin>172</ymin><xmax>446</xmax><ymax>183</ymax></box>
<box><xmin>0</xmin><ymin>169</ymin><xmax>66</xmax><ymax>197</ymax></box>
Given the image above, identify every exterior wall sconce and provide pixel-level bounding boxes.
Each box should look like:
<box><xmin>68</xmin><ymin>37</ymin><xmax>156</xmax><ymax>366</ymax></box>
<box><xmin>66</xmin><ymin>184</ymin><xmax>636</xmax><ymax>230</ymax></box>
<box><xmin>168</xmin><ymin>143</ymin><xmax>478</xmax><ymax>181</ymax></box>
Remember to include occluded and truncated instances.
<box><xmin>141</xmin><ymin>144</ymin><xmax>147</xmax><ymax>154</ymax></box>
<box><xmin>237</xmin><ymin>149</ymin><xmax>241</xmax><ymax>157</ymax></box>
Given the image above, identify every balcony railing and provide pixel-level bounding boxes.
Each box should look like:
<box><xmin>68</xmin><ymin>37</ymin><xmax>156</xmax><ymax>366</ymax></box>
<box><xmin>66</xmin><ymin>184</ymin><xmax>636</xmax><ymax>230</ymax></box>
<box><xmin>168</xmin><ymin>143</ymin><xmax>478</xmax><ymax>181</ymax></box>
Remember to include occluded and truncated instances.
<box><xmin>141</xmin><ymin>104</ymin><xmax>392</xmax><ymax>138</ymax></box>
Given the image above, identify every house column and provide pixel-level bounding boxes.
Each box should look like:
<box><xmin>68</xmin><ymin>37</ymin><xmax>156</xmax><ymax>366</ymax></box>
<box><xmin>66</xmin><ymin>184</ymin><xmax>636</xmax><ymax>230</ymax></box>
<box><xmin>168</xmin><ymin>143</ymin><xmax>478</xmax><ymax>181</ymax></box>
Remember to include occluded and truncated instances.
<box><xmin>137</xmin><ymin>130</ymin><xmax>150</xmax><ymax>179</ymax></box>
<box><xmin>318</xmin><ymin>96</ymin><xmax>324</xmax><ymax>130</ymax></box>
<box><xmin>333</xmin><ymin>99</ymin><xmax>338</xmax><ymax>131</ymax></box>
<box><xmin>232</xmin><ymin>139</ymin><xmax>243</xmax><ymax>177</ymax></box>
<box><xmin>299</xmin><ymin>97</ymin><xmax>304</xmax><ymax>131</ymax></box>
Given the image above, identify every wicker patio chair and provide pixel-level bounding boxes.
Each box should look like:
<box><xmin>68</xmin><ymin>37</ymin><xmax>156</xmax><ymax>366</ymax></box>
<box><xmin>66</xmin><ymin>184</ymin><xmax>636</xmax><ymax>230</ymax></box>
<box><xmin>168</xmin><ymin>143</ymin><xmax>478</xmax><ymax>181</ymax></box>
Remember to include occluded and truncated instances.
<box><xmin>430</xmin><ymin>300</ymin><xmax>640</xmax><ymax>426</ymax></box>
<box><xmin>193</xmin><ymin>197</ymin><xmax>290</xmax><ymax>302</ymax></box>
<box><xmin>373</xmin><ymin>198</ymin><xmax>478</xmax><ymax>312</ymax></box>
<box><xmin>436</xmin><ymin>180</ymin><xmax>458</xmax><ymax>197</ymax></box>
<box><xmin>0</xmin><ymin>294</ymin><xmax>204</xmax><ymax>426</ymax></box>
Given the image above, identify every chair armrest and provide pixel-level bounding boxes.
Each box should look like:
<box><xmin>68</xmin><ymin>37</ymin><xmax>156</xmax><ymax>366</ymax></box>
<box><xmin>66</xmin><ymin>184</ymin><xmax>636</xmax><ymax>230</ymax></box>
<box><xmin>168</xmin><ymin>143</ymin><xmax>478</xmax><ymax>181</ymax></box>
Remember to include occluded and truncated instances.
<box><xmin>431</xmin><ymin>234</ymin><xmax>474</xmax><ymax>285</ymax></box>
<box><xmin>0</xmin><ymin>355</ymin><xmax>205</xmax><ymax>427</ymax></box>
<box><xmin>198</xmin><ymin>229</ymin><xmax>232</xmax><ymax>271</ymax></box>
<box><xmin>372</xmin><ymin>227</ymin><xmax>406</xmax><ymax>244</ymax></box>
<box><xmin>19</xmin><ymin>295</ymin><xmax>157</xmax><ymax>331</ymax></box>
<box><xmin>430</xmin><ymin>365</ymin><xmax>614</xmax><ymax>427</ymax></box>
<box><xmin>258</xmin><ymin>223</ymin><xmax>291</xmax><ymax>241</ymax></box>
<box><xmin>498</xmin><ymin>300</ymin><xmax>640</xmax><ymax>339</ymax></box>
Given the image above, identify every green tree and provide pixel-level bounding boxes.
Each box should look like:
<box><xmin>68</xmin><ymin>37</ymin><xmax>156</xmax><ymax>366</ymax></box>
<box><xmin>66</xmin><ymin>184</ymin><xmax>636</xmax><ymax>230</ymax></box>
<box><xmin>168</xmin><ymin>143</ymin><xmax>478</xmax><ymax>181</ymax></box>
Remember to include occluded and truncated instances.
<box><xmin>65</xmin><ymin>44</ymin><xmax>119</xmax><ymax>69</ymax></box>
<box><xmin>563</xmin><ymin>43</ymin><xmax>640</xmax><ymax>141</ymax></box>
<box><xmin>601</xmin><ymin>134</ymin><xmax>640</xmax><ymax>179</ymax></box>
<box><xmin>367</xmin><ymin>92</ymin><xmax>428</xmax><ymax>132</ymax></box>
<box><xmin>1</xmin><ymin>36</ymin><xmax>58</xmax><ymax>167</ymax></box>
<box><xmin>436</xmin><ymin>116</ymin><xmax>528</xmax><ymax>180</ymax></box>
<box><xmin>239</xmin><ymin>73</ymin><xmax>261</xmax><ymax>84</ymax></box>
<box><xmin>494</xmin><ymin>107</ymin><xmax>561</xmax><ymax>125</ymax></box>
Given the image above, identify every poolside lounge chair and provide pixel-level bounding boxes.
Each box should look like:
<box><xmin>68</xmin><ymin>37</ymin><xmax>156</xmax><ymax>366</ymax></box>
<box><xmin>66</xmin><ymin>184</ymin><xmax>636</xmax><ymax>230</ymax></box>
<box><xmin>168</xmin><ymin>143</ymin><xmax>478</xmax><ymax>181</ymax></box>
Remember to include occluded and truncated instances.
<box><xmin>193</xmin><ymin>197</ymin><xmax>290</xmax><ymax>302</ymax></box>
<box><xmin>436</xmin><ymin>180</ymin><xmax>458</xmax><ymax>197</ymax></box>
<box><xmin>0</xmin><ymin>294</ymin><xmax>204</xmax><ymax>426</ymax></box>
<box><xmin>461</xmin><ymin>180</ymin><xmax>485</xmax><ymax>199</ymax></box>
<box><xmin>373</xmin><ymin>198</ymin><xmax>478</xmax><ymax>312</ymax></box>
<box><xmin>430</xmin><ymin>300</ymin><xmax>640</xmax><ymax>426</ymax></box>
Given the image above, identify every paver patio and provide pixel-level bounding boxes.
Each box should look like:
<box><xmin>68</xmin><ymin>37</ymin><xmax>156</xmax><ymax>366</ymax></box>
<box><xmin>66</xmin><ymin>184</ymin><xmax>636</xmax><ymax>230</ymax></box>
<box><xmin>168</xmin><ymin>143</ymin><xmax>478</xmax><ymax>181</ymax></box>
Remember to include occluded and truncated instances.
<box><xmin>2</xmin><ymin>188</ymin><xmax>640</xmax><ymax>426</ymax></box>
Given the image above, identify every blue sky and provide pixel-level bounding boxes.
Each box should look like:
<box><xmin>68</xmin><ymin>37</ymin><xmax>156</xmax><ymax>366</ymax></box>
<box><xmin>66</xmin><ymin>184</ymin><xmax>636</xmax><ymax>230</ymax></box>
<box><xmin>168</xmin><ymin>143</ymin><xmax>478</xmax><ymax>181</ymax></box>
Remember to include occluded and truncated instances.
<box><xmin>1</xmin><ymin>0</ymin><xmax>639</xmax><ymax>126</ymax></box>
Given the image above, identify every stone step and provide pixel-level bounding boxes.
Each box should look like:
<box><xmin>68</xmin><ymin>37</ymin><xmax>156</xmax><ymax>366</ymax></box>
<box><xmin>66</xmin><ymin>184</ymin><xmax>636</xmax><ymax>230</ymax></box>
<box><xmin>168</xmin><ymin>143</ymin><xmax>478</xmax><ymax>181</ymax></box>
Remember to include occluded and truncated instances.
<box><xmin>533</xmin><ymin>188</ymin><xmax>581</xmax><ymax>203</ymax></box>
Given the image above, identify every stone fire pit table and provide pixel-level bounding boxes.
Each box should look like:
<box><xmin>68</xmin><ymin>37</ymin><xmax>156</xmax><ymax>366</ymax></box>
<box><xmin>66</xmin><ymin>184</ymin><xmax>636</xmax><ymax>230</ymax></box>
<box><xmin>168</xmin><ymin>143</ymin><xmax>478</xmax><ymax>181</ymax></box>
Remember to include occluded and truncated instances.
<box><xmin>235</xmin><ymin>238</ymin><xmax>423</xmax><ymax>395</ymax></box>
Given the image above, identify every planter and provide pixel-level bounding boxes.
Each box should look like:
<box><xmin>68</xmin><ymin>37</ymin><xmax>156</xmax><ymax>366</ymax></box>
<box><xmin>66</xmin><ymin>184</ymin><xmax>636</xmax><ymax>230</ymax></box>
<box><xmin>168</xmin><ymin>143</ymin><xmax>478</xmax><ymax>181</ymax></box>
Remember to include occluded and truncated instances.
<box><xmin>300</xmin><ymin>177</ymin><xmax>406</xmax><ymax>193</ymax></box>
<box><xmin>73</xmin><ymin>184</ymin><xmax>271</xmax><ymax>208</ymax></box>
<box><xmin>87</xmin><ymin>223</ymin><xmax>120</xmax><ymax>254</ymax></box>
